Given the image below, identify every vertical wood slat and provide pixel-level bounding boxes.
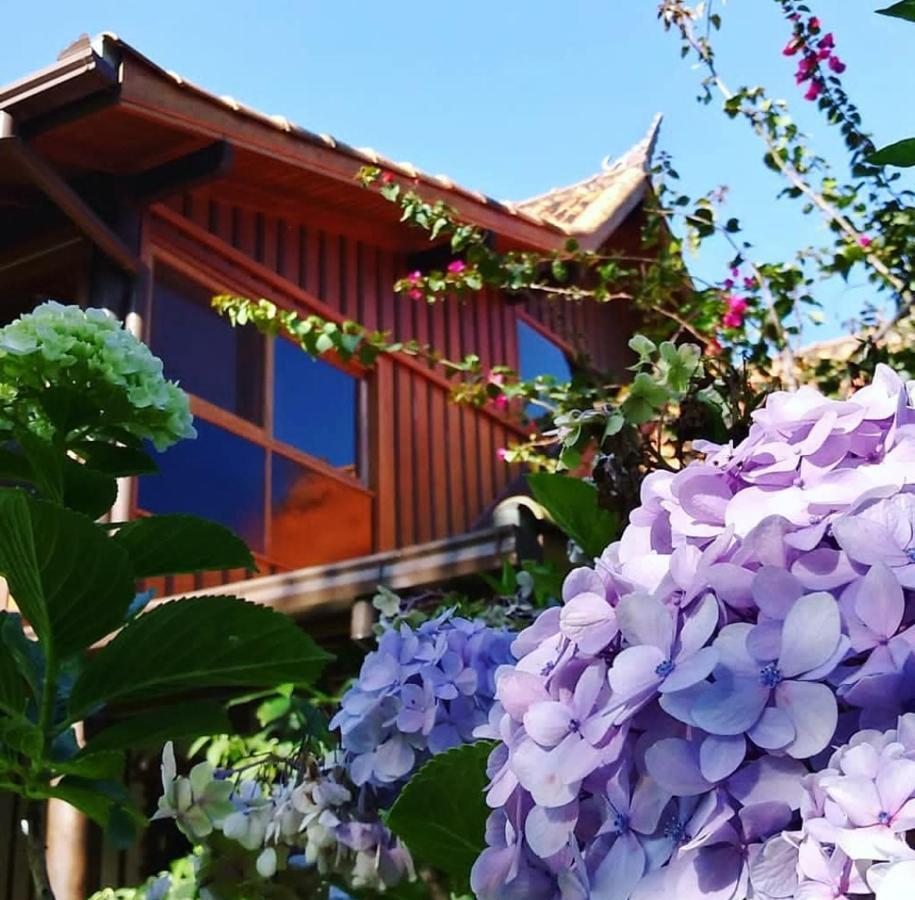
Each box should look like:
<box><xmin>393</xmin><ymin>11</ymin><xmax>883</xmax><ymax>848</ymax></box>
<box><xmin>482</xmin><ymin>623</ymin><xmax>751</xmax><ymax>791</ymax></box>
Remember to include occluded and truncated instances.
<box><xmin>429</xmin><ymin>384</ymin><xmax>449</xmax><ymax>539</ymax></box>
<box><xmin>373</xmin><ymin>356</ymin><xmax>397</xmax><ymax>550</ymax></box>
<box><xmin>412</xmin><ymin>375</ymin><xmax>432</xmax><ymax>544</ymax></box>
<box><xmin>395</xmin><ymin>365</ymin><xmax>415</xmax><ymax>545</ymax></box>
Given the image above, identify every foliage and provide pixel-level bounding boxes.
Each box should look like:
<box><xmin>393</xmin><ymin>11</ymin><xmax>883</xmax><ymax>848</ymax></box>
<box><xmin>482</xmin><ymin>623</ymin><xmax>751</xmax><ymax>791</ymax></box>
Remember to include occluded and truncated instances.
<box><xmin>0</xmin><ymin>305</ymin><xmax>331</xmax><ymax>899</ymax></box>
<box><xmin>386</xmin><ymin>741</ymin><xmax>496</xmax><ymax>888</ymax></box>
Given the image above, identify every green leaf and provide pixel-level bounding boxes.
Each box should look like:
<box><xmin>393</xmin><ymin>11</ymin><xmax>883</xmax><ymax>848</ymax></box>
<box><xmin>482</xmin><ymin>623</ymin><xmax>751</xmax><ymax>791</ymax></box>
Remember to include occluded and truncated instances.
<box><xmin>877</xmin><ymin>1</ymin><xmax>915</xmax><ymax>22</ymax></box>
<box><xmin>0</xmin><ymin>491</ymin><xmax>135</xmax><ymax>659</ymax></box>
<box><xmin>1</xmin><ymin>613</ymin><xmax>42</xmax><ymax>697</ymax></box>
<box><xmin>80</xmin><ymin>701</ymin><xmax>232</xmax><ymax>754</ymax></box>
<box><xmin>69</xmin><ymin>596</ymin><xmax>333</xmax><ymax>717</ymax></box>
<box><xmin>53</xmin><ymin>749</ymin><xmax>125</xmax><ymax>781</ymax></box>
<box><xmin>0</xmin><ymin>713</ymin><xmax>42</xmax><ymax>757</ymax></box>
<box><xmin>62</xmin><ymin>459</ymin><xmax>118</xmax><ymax>520</ymax></box>
<box><xmin>657</xmin><ymin>342</ymin><xmax>702</xmax><ymax>394</ymax></box>
<box><xmin>112</xmin><ymin>515</ymin><xmax>255</xmax><ymax>578</ymax></box>
<box><xmin>527</xmin><ymin>473</ymin><xmax>619</xmax><ymax>559</ymax></box>
<box><xmin>869</xmin><ymin>137</ymin><xmax>915</xmax><ymax>168</ymax></box>
<box><xmin>71</xmin><ymin>442</ymin><xmax>158</xmax><ymax>476</ymax></box>
<box><xmin>387</xmin><ymin>741</ymin><xmax>495</xmax><ymax>884</ymax></box>
<box><xmin>0</xmin><ymin>626</ymin><xmax>27</xmax><ymax>715</ymax></box>
<box><xmin>628</xmin><ymin>334</ymin><xmax>656</xmax><ymax>363</ymax></box>
<box><xmin>621</xmin><ymin>372</ymin><xmax>670</xmax><ymax>425</ymax></box>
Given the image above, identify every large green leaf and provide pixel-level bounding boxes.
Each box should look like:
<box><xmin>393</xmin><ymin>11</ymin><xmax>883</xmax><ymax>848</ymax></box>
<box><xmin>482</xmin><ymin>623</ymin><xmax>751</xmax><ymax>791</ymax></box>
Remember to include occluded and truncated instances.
<box><xmin>0</xmin><ymin>622</ymin><xmax>27</xmax><ymax>715</ymax></box>
<box><xmin>387</xmin><ymin>741</ymin><xmax>495</xmax><ymax>885</ymax></box>
<box><xmin>69</xmin><ymin>596</ymin><xmax>332</xmax><ymax>717</ymax></box>
<box><xmin>0</xmin><ymin>613</ymin><xmax>42</xmax><ymax>697</ymax></box>
<box><xmin>0</xmin><ymin>491</ymin><xmax>135</xmax><ymax>659</ymax></box>
<box><xmin>113</xmin><ymin>515</ymin><xmax>256</xmax><ymax>578</ymax></box>
<box><xmin>527</xmin><ymin>472</ymin><xmax>619</xmax><ymax>559</ymax></box>
<box><xmin>71</xmin><ymin>441</ymin><xmax>158</xmax><ymax>476</ymax></box>
<box><xmin>81</xmin><ymin>701</ymin><xmax>232</xmax><ymax>754</ymax></box>
<box><xmin>869</xmin><ymin>138</ymin><xmax>915</xmax><ymax>168</ymax></box>
<box><xmin>877</xmin><ymin>1</ymin><xmax>915</xmax><ymax>22</ymax></box>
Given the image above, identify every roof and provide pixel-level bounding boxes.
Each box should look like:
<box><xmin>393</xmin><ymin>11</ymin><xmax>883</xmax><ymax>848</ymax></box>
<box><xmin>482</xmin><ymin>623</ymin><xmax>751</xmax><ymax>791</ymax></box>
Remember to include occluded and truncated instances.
<box><xmin>514</xmin><ymin>114</ymin><xmax>662</xmax><ymax>233</ymax></box>
<box><xmin>0</xmin><ymin>33</ymin><xmax>660</xmax><ymax>251</ymax></box>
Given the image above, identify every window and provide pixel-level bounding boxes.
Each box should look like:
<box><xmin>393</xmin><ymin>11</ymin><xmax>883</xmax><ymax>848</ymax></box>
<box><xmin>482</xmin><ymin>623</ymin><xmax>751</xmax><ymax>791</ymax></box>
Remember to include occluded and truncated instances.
<box><xmin>139</xmin><ymin>262</ymin><xmax>369</xmax><ymax>569</ymax></box>
<box><xmin>517</xmin><ymin>319</ymin><xmax>572</xmax><ymax>384</ymax></box>
<box><xmin>138</xmin><ymin>419</ymin><xmax>266</xmax><ymax>552</ymax></box>
<box><xmin>150</xmin><ymin>265</ymin><xmax>264</xmax><ymax>423</ymax></box>
<box><xmin>517</xmin><ymin>319</ymin><xmax>572</xmax><ymax>417</ymax></box>
<box><xmin>273</xmin><ymin>336</ymin><xmax>357</xmax><ymax>470</ymax></box>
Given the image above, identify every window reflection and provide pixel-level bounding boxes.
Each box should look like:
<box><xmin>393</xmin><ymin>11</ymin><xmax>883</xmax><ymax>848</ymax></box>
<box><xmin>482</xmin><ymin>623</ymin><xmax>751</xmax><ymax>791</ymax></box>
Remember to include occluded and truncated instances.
<box><xmin>517</xmin><ymin>320</ymin><xmax>571</xmax><ymax>383</ymax></box>
<box><xmin>138</xmin><ymin>419</ymin><xmax>266</xmax><ymax>552</ymax></box>
<box><xmin>517</xmin><ymin>320</ymin><xmax>571</xmax><ymax>418</ymax></box>
<box><xmin>151</xmin><ymin>265</ymin><xmax>264</xmax><ymax>423</ymax></box>
<box><xmin>271</xmin><ymin>454</ymin><xmax>371</xmax><ymax>568</ymax></box>
<box><xmin>273</xmin><ymin>337</ymin><xmax>357</xmax><ymax>471</ymax></box>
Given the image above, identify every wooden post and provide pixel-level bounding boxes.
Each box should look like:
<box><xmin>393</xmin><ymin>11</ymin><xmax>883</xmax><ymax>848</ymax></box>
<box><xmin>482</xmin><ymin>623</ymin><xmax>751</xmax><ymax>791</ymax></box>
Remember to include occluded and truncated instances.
<box><xmin>46</xmin><ymin>798</ymin><xmax>88</xmax><ymax>900</ymax></box>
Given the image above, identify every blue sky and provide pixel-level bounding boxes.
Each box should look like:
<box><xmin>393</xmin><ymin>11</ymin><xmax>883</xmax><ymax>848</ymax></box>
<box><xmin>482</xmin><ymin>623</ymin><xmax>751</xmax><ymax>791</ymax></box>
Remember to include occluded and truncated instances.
<box><xmin>3</xmin><ymin>1</ymin><xmax>913</xmax><ymax>341</ymax></box>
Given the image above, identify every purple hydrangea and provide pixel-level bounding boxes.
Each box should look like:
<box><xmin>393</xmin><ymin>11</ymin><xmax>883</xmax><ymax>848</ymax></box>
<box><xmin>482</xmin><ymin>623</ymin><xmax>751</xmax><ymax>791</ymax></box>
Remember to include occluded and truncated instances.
<box><xmin>473</xmin><ymin>365</ymin><xmax>915</xmax><ymax>899</ymax></box>
<box><xmin>331</xmin><ymin>612</ymin><xmax>515</xmax><ymax>788</ymax></box>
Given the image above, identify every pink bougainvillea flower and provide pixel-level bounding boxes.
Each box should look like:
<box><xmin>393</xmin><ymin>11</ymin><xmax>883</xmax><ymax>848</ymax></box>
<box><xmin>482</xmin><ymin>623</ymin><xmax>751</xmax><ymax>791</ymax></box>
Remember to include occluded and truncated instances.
<box><xmin>819</xmin><ymin>32</ymin><xmax>835</xmax><ymax>50</ymax></box>
<box><xmin>783</xmin><ymin>39</ymin><xmax>801</xmax><ymax>56</ymax></box>
<box><xmin>406</xmin><ymin>270</ymin><xmax>422</xmax><ymax>284</ymax></box>
<box><xmin>447</xmin><ymin>260</ymin><xmax>467</xmax><ymax>274</ymax></box>
<box><xmin>380</xmin><ymin>171</ymin><xmax>395</xmax><ymax>185</ymax></box>
<box><xmin>495</xmin><ymin>447</ymin><xmax>509</xmax><ymax>461</ymax></box>
<box><xmin>805</xmin><ymin>80</ymin><xmax>823</xmax><ymax>101</ymax></box>
<box><xmin>859</xmin><ymin>235</ymin><xmax>873</xmax><ymax>248</ymax></box>
<box><xmin>808</xmin><ymin>16</ymin><xmax>821</xmax><ymax>32</ymax></box>
<box><xmin>828</xmin><ymin>56</ymin><xmax>847</xmax><ymax>74</ymax></box>
<box><xmin>407</xmin><ymin>288</ymin><xmax>423</xmax><ymax>301</ymax></box>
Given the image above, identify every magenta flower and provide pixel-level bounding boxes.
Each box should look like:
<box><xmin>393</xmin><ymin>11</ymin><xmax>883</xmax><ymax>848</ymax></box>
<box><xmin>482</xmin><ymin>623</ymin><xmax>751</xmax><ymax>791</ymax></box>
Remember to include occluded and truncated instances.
<box><xmin>406</xmin><ymin>270</ymin><xmax>422</xmax><ymax>284</ymax></box>
<box><xmin>829</xmin><ymin>55</ymin><xmax>847</xmax><ymax>74</ymax></box>
<box><xmin>859</xmin><ymin>235</ymin><xmax>873</xmax><ymax>248</ymax></box>
<box><xmin>805</xmin><ymin>79</ymin><xmax>824</xmax><ymax>101</ymax></box>
<box><xmin>447</xmin><ymin>260</ymin><xmax>467</xmax><ymax>274</ymax></box>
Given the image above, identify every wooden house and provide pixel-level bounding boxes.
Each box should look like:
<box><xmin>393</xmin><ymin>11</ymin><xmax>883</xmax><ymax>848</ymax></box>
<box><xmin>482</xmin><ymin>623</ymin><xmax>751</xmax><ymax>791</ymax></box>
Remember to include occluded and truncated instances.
<box><xmin>0</xmin><ymin>32</ymin><xmax>657</xmax><ymax>897</ymax></box>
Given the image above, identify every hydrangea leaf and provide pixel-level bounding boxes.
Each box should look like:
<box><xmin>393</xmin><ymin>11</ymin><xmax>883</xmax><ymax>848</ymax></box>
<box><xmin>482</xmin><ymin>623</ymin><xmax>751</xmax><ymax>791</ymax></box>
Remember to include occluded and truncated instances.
<box><xmin>0</xmin><ymin>491</ymin><xmax>135</xmax><ymax>659</ymax></box>
<box><xmin>68</xmin><ymin>596</ymin><xmax>332</xmax><ymax>717</ymax></box>
<box><xmin>79</xmin><ymin>701</ymin><xmax>232</xmax><ymax>754</ymax></box>
<box><xmin>386</xmin><ymin>740</ymin><xmax>496</xmax><ymax>885</ymax></box>
<box><xmin>0</xmin><ymin>621</ymin><xmax>27</xmax><ymax>716</ymax></box>
<box><xmin>112</xmin><ymin>515</ymin><xmax>256</xmax><ymax>578</ymax></box>
<box><xmin>527</xmin><ymin>472</ymin><xmax>619</xmax><ymax>560</ymax></box>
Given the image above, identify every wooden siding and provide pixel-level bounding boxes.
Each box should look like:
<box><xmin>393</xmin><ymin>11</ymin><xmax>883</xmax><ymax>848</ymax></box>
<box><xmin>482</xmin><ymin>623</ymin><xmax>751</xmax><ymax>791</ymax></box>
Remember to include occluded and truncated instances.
<box><xmin>144</xmin><ymin>196</ymin><xmax>539</xmax><ymax>557</ymax></box>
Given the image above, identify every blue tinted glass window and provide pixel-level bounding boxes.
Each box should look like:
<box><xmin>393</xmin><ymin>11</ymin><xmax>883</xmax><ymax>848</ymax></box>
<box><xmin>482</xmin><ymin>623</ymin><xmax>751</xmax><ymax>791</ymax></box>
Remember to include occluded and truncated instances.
<box><xmin>138</xmin><ymin>419</ymin><xmax>265</xmax><ymax>552</ymax></box>
<box><xmin>151</xmin><ymin>265</ymin><xmax>264</xmax><ymax>423</ymax></box>
<box><xmin>273</xmin><ymin>337</ymin><xmax>357</xmax><ymax>470</ymax></box>
<box><xmin>517</xmin><ymin>320</ymin><xmax>572</xmax><ymax>383</ymax></box>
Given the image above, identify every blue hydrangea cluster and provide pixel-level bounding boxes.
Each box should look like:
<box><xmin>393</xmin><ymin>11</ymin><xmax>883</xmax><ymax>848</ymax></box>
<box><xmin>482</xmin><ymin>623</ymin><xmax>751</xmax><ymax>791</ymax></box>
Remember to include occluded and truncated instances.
<box><xmin>331</xmin><ymin>612</ymin><xmax>515</xmax><ymax>788</ymax></box>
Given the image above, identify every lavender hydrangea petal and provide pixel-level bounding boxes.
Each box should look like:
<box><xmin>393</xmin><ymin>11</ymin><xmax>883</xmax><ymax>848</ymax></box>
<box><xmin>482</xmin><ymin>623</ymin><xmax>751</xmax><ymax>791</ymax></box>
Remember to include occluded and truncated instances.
<box><xmin>777</xmin><ymin>592</ymin><xmax>841</xmax><ymax>678</ymax></box>
<box><xmin>775</xmin><ymin>680</ymin><xmax>838</xmax><ymax>758</ymax></box>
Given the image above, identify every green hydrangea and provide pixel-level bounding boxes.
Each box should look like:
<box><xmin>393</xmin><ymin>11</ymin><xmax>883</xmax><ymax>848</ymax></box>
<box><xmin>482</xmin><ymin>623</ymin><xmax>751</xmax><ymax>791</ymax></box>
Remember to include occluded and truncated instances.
<box><xmin>0</xmin><ymin>301</ymin><xmax>194</xmax><ymax>450</ymax></box>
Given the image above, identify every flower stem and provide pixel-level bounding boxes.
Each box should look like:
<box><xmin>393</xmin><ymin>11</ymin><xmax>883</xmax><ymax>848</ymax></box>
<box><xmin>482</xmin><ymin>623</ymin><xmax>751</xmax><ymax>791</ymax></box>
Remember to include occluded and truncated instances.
<box><xmin>23</xmin><ymin>802</ymin><xmax>56</xmax><ymax>900</ymax></box>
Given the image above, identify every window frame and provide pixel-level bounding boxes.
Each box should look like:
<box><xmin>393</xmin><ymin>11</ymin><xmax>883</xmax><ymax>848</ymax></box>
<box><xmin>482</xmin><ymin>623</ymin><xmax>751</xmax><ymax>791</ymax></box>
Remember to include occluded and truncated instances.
<box><xmin>137</xmin><ymin>246</ymin><xmax>373</xmax><ymax>569</ymax></box>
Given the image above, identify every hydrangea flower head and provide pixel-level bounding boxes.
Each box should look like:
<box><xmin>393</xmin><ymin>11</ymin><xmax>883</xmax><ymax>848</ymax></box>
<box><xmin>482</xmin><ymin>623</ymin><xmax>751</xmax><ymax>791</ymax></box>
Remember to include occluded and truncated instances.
<box><xmin>476</xmin><ymin>366</ymin><xmax>915</xmax><ymax>897</ymax></box>
<box><xmin>0</xmin><ymin>301</ymin><xmax>194</xmax><ymax>450</ymax></box>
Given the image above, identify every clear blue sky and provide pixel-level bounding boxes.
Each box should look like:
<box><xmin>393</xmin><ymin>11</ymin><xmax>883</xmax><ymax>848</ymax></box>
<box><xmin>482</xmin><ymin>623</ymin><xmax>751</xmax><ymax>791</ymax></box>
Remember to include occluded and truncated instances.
<box><xmin>3</xmin><ymin>1</ymin><xmax>913</xmax><ymax>341</ymax></box>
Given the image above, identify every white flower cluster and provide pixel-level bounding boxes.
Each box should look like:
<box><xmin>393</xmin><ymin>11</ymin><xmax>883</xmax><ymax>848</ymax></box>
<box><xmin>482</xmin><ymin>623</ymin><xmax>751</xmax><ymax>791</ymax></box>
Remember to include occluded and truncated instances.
<box><xmin>153</xmin><ymin>743</ymin><xmax>414</xmax><ymax>893</ymax></box>
<box><xmin>0</xmin><ymin>301</ymin><xmax>194</xmax><ymax>449</ymax></box>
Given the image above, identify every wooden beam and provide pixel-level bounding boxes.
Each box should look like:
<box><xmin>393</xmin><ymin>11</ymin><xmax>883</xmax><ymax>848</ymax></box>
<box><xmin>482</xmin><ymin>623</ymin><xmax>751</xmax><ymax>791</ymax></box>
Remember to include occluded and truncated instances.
<box><xmin>0</xmin><ymin>137</ymin><xmax>141</xmax><ymax>274</ymax></box>
<box><xmin>129</xmin><ymin>140</ymin><xmax>234</xmax><ymax>204</ymax></box>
